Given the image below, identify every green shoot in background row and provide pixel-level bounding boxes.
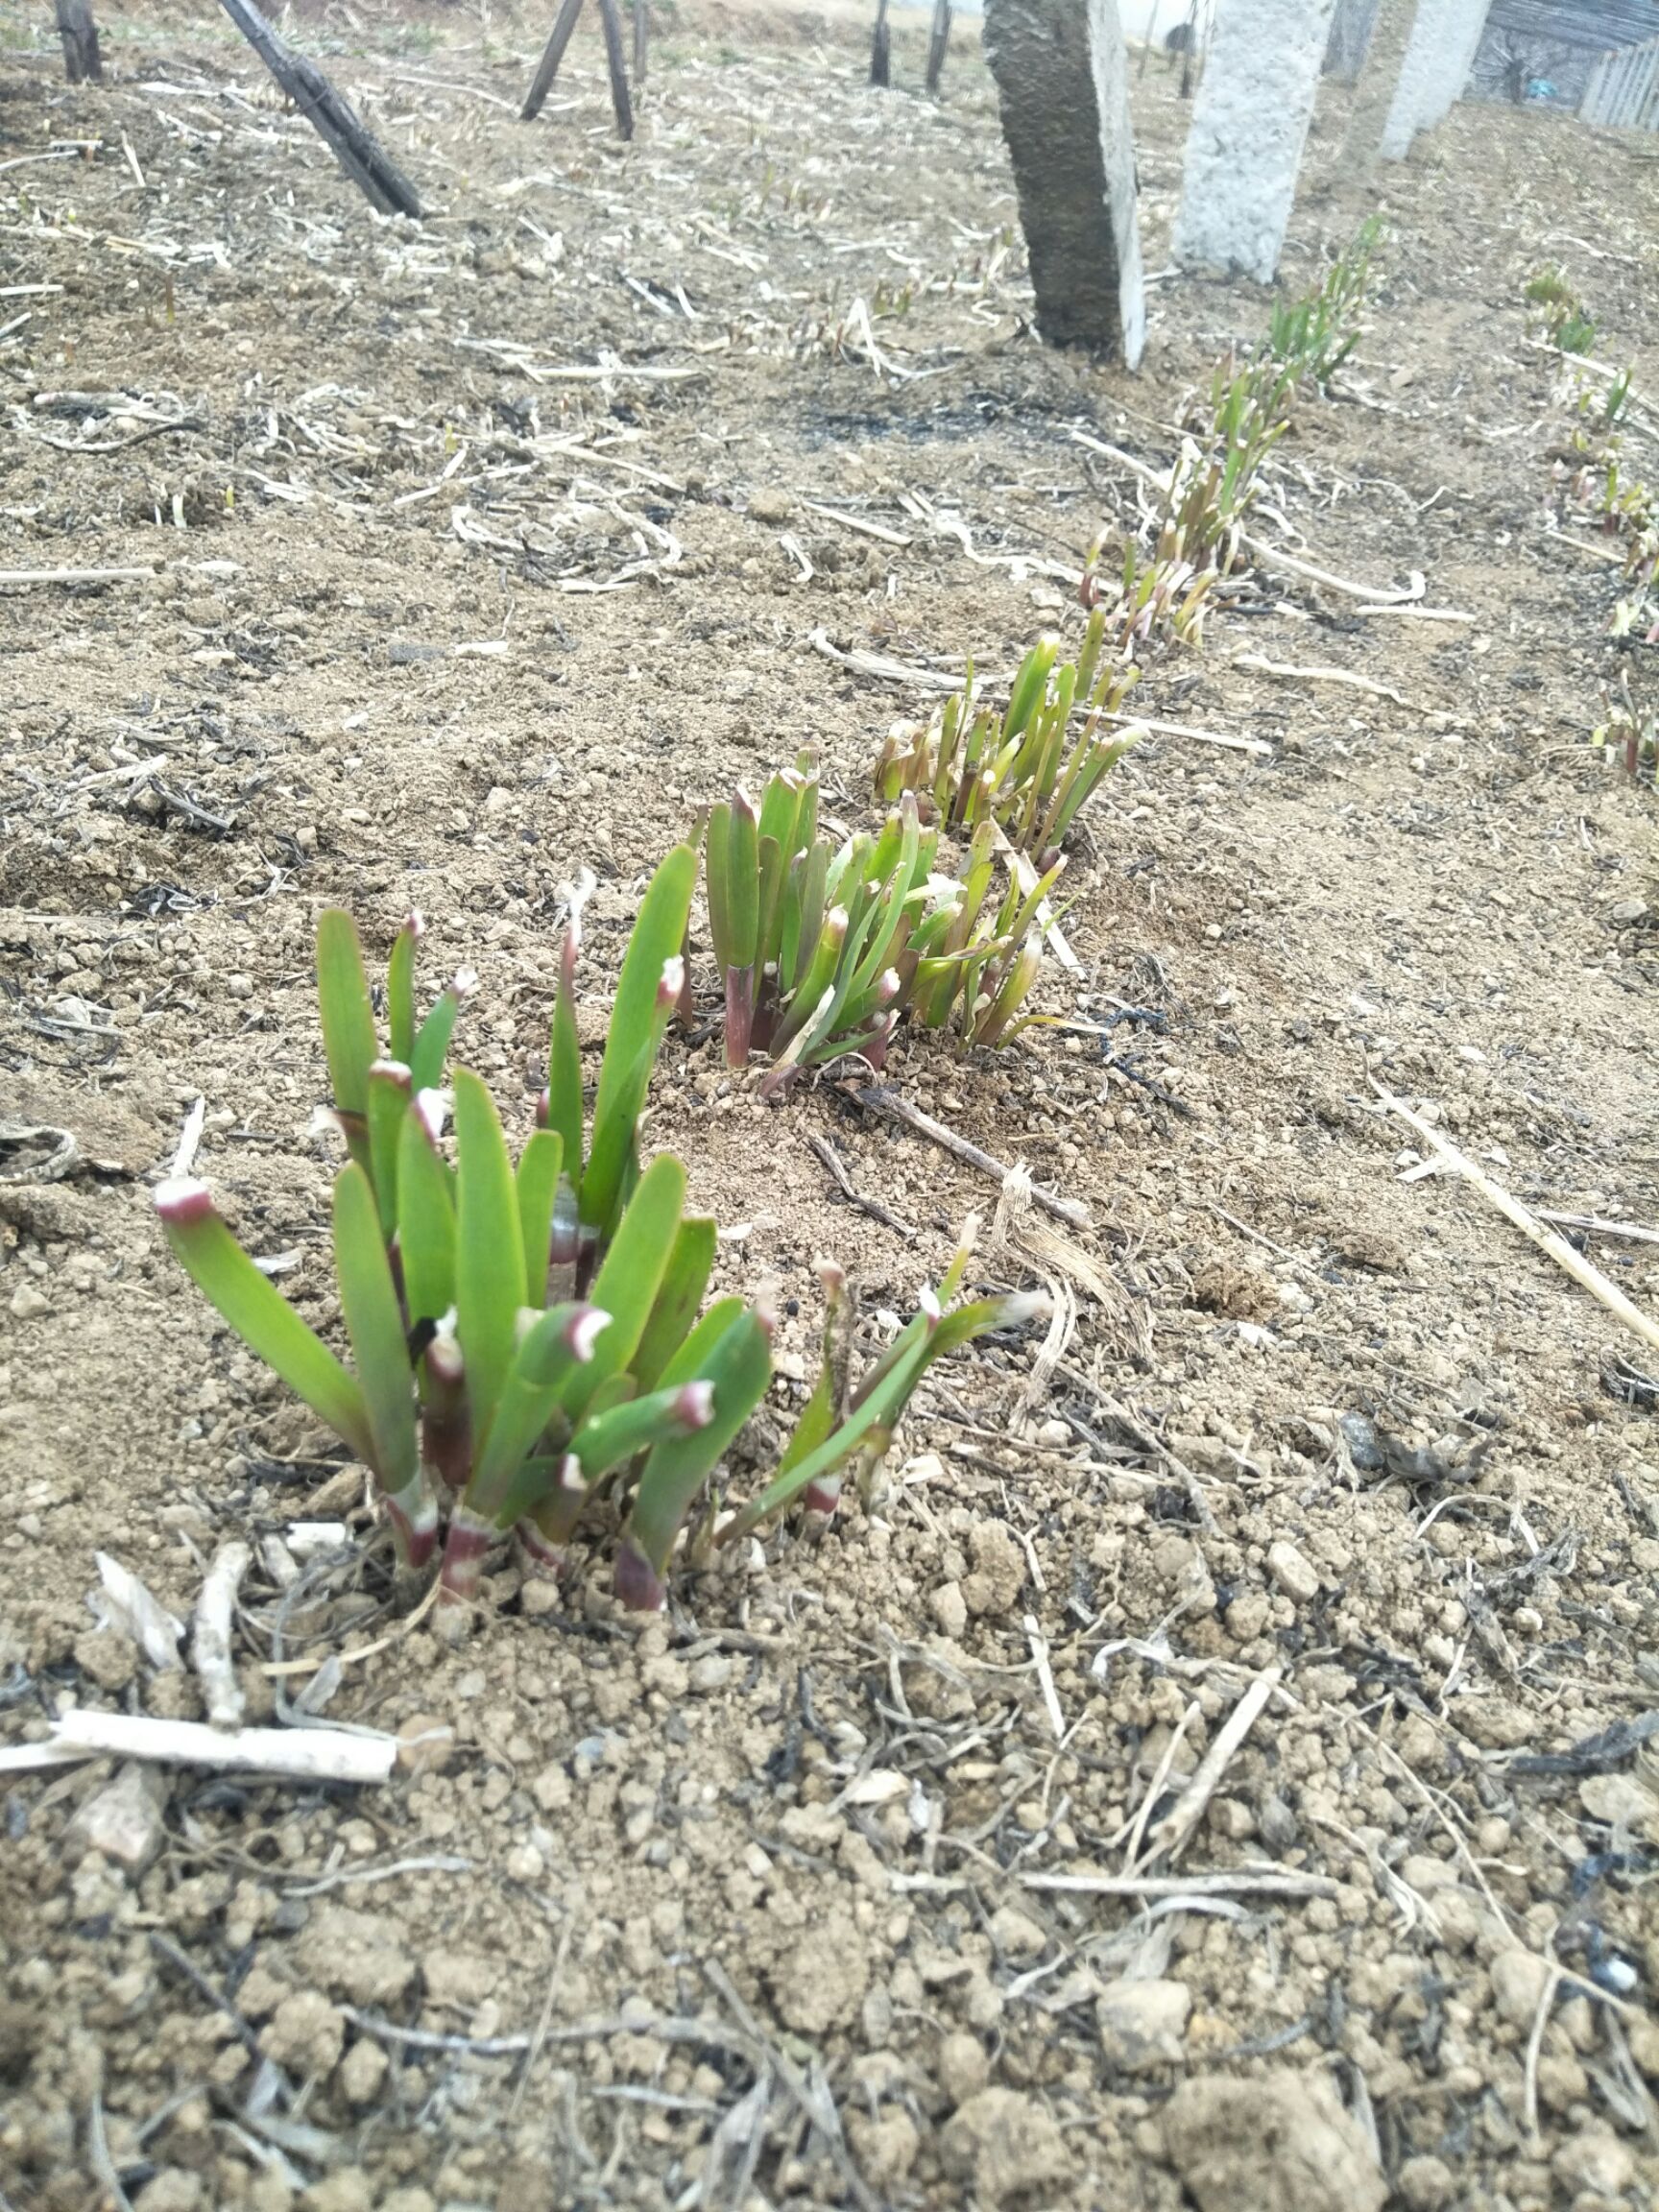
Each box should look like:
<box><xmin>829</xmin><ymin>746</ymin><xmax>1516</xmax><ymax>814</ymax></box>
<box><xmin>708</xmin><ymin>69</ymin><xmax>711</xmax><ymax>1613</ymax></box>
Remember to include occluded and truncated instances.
<box><xmin>703</xmin><ymin>756</ymin><xmax>1060</xmax><ymax>1082</ymax></box>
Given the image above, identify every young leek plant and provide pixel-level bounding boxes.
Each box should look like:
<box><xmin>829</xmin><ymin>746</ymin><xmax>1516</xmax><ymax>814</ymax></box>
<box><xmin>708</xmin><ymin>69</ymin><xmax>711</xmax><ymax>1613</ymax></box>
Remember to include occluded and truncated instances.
<box><xmin>703</xmin><ymin>778</ymin><xmax>981</xmax><ymax>1089</ymax></box>
<box><xmin>157</xmin><ymin>1086</ymin><xmax>768</xmax><ymax>1607</ymax></box>
<box><xmin>162</xmin><ymin>879</ymin><xmax>760</xmax><ymax>1610</ymax></box>
<box><xmin>530</xmin><ymin>842</ymin><xmax>698</xmax><ymax>1299</ymax></box>
<box><xmin>719</xmin><ymin>1224</ymin><xmax>1051</xmax><ymax>1548</ymax></box>
<box><xmin>875</xmin><ymin>611</ymin><xmax>1141</xmax><ymax>871</ymax></box>
<box><xmin>703</xmin><ymin>754</ymin><xmax>818</xmax><ymax>1070</ymax></box>
<box><xmin>908</xmin><ymin>819</ymin><xmax>1066</xmax><ymax>1049</ymax></box>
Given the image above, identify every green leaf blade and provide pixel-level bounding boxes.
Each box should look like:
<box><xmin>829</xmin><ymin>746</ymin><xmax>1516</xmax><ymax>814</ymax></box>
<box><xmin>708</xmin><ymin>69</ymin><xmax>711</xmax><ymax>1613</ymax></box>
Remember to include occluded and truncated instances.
<box><xmin>156</xmin><ymin>1179</ymin><xmax>372</xmax><ymax>1465</ymax></box>
<box><xmin>565</xmin><ymin>1151</ymin><xmax>685</xmax><ymax>1418</ymax></box>
<box><xmin>387</xmin><ymin>914</ymin><xmax>420</xmax><ymax>1067</ymax></box>
<box><xmin>453</xmin><ymin>1069</ymin><xmax>528</xmax><ymax>1453</ymax></box>
<box><xmin>333</xmin><ymin>1161</ymin><xmax>419</xmax><ymax>1496</ymax></box>
<box><xmin>316</xmin><ymin>911</ymin><xmax>378</xmax><ymax>1123</ymax></box>
<box><xmin>631</xmin><ymin>1214</ymin><xmax>717</xmax><ymax>1391</ymax></box>
<box><xmin>397</xmin><ymin>1108</ymin><xmax>457</xmax><ymax>1329</ymax></box>
<box><xmin>583</xmin><ymin>844</ymin><xmax>697</xmax><ymax>1235</ymax></box>
<box><xmin>619</xmin><ymin>1306</ymin><xmax>773</xmax><ymax>1608</ymax></box>
<box><xmin>516</xmin><ymin>1130</ymin><xmax>565</xmax><ymax>1310</ymax></box>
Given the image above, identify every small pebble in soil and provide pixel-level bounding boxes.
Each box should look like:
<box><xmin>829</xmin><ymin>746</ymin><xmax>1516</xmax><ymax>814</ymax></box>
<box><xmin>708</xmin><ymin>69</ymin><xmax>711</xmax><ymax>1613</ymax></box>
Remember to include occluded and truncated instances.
<box><xmin>1266</xmin><ymin>1539</ymin><xmax>1319</xmax><ymax>1604</ymax></box>
<box><xmin>396</xmin><ymin>1713</ymin><xmax>456</xmax><ymax>1774</ymax></box>
<box><xmin>1488</xmin><ymin>1949</ymin><xmax>1552</xmax><ymax>2030</ymax></box>
<box><xmin>1096</xmin><ymin>1977</ymin><xmax>1191</xmax><ymax>2071</ymax></box>
<box><xmin>940</xmin><ymin>2087</ymin><xmax>1071</xmax><ymax>2204</ymax></box>
<box><xmin>260</xmin><ymin>1987</ymin><xmax>346</xmax><ymax>2076</ymax></box>
<box><xmin>1552</xmin><ymin>2128</ymin><xmax>1635</xmax><ymax>2199</ymax></box>
<box><xmin>1396</xmin><ymin>2154</ymin><xmax>1455</xmax><ymax>2211</ymax></box>
<box><xmin>936</xmin><ymin>2029</ymin><xmax>990</xmax><ymax>2107</ymax></box>
<box><xmin>66</xmin><ymin>1762</ymin><xmax>168</xmax><ymax>1877</ymax></box>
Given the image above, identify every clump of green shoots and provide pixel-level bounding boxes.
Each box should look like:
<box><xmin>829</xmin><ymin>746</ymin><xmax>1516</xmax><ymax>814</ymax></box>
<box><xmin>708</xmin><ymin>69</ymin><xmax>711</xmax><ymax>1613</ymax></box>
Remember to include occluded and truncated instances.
<box><xmin>161</xmin><ymin>856</ymin><xmax>722</xmax><ymax>1604</ymax></box>
<box><xmin>159</xmin><ymin>887</ymin><xmax>1049</xmax><ymax>1612</ymax></box>
<box><xmin>1592</xmin><ymin>674</ymin><xmax>1657</xmax><ymax>788</ymax></box>
<box><xmin>1553</xmin><ymin>420</ymin><xmax>1658</xmax><ymax>641</ymax></box>
<box><xmin>704</xmin><ymin>762</ymin><xmax>1045</xmax><ymax>1085</ymax></box>
<box><xmin>875</xmin><ymin>608</ymin><xmax>1141</xmax><ymax>867</ymax></box>
<box><xmin>907</xmin><ymin>817</ymin><xmax>1066</xmax><ymax>1050</ymax></box>
<box><xmin>1266</xmin><ymin>217</ymin><xmax>1381</xmax><ymax>389</ymax></box>
<box><xmin>1527</xmin><ymin>265</ymin><xmax>1598</xmax><ymax>355</ymax></box>
<box><xmin>1079</xmin><ymin>219</ymin><xmax>1380</xmax><ymax>657</ymax></box>
<box><xmin>717</xmin><ymin>1225</ymin><xmax>1050</xmax><ymax>1542</ymax></box>
<box><xmin>1175</xmin><ymin>351</ymin><xmax>1298</xmax><ymax>568</ymax></box>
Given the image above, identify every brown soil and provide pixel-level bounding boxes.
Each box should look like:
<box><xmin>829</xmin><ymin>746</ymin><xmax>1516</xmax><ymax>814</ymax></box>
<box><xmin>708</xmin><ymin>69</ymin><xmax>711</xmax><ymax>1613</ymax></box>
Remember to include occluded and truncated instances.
<box><xmin>3</xmin><ymin>6</ymin><xmax>1659</xmax><ymax>2209</ymax></box>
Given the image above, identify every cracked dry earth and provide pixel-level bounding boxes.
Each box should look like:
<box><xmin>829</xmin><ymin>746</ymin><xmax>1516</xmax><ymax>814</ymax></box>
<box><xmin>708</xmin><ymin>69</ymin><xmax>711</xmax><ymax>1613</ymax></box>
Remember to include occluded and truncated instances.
<box><xmin>3</xmin><ymin>4</ymin><xmax>1659</xmax><ymax>2209</ymax></box>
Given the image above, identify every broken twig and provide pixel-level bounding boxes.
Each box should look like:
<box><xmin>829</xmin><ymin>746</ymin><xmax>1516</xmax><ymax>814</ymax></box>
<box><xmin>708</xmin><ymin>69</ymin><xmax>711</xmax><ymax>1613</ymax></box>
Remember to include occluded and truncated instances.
<box><xmin>848</xmin><ymin>1086</ymin><xmax>1091</xmax><ymax>1231</ymax></box>
<box><xmin>193</xmin><ymin>1541</ymin><xmax>251</xmax><ymax>1729</ymax></box>
<box><xmin>1376</xmin><ymin>1084</ymin><xmax>1659</xmax><ymax>1358</ymax></box>
<box><xmin>1142</xmin><ymin>1667</ymin><xmax>1282</xmax><ymax>1863</ymax></box>
<box><xmin>46</xmin><ymin>1709</ymin><xmax>397</xmax><ymax>1783</ymax></box>
<box><xmin>1022</xmin><ymin>1865</ymin><xmax>1337</xmax><ymax>1900</ymax></box>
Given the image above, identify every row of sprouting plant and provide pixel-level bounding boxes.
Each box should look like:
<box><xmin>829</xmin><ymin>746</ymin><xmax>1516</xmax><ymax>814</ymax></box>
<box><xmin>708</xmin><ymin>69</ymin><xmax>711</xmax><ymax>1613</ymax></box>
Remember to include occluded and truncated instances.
<box><xmin>154</xmin><ymin>667</ymin><xmax>1110</xmax><ymax>1617</ymax></box>
<box><xmin>155</xmin><ymin>237</ymin><xmax>1382</xmax><ymax>1617</ymax></box>
<box><xmin>1529</xmin><ymin>265</ymin><xmax>1658</xmax><ymax>785</ymax></box>
<box><xmin>1076</xmin><ymin>218</ymin><xmax>1382</xmax><ymax>663</ymax></box>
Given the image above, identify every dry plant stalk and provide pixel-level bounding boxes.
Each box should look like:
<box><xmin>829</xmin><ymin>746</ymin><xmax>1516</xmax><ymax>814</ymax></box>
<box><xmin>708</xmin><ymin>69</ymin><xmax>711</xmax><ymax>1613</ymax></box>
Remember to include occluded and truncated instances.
<box><xmin>1142</xmin><ymin>1666</ymin><xmax>1282</xmax><ymax>1863</ymax></box>
<box><xmin>193</xmin><ymin>1541</ymin><xmax>251</xmax><ymax>1729</ymax></box>
<box><xmin>49</xmin><ymin>1709</ymin><xmax>399</xmax><ymax>1783</ymax></box>
<box><xmin>1377</xmin><ymin>1084</ymin><xmax>1659</xmax><ymax>1358</ymax></box>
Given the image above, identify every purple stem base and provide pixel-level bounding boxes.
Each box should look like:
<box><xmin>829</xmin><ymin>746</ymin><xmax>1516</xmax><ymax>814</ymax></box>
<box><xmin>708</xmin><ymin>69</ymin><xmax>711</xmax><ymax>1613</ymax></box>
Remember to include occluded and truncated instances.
<box><xmin>613</xmin><ymin>1538</ymin><xmax>666</xmax><ymax>1612</ymax></box>
<box><xmin>437</xmin><ymin>1510</ymin><xmax>496</xmax><ymax>1605</ymax></box>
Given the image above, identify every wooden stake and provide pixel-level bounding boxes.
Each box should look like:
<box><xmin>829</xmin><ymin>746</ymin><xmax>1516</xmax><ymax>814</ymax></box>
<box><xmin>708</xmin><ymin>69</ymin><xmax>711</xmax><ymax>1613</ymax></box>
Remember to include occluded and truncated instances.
<box><xmin>870</xmin><ymin>0</ymin><xmax>892</xmax><ymax>85</ymax></box>
<box><xmin>55</xmin><ymin>0</ymin><xmax>103</xmax><ymax>84</ymax></box>
<box><xmin>925</xmin><ymin>0</ymin><xmax>951</xmax><ymax>93</ymax></box>
<box><xmin>217</xmin><ymin>0</ymin><xmax>421</xmax><ymax>218</ymax></box>
<box><xmin>522</xmin><ymin>0</ymin><xmax>585</xmax><ymax>122</ymax></box>
<box><xmin>595</xmin><ymin>0</ymin><xmax>635</xmax><ymax>139</ymax></box>
<box><xmin>633</xmin><ymin>0</ymin><xmax>648</xmax><ymax>85</ymax></box>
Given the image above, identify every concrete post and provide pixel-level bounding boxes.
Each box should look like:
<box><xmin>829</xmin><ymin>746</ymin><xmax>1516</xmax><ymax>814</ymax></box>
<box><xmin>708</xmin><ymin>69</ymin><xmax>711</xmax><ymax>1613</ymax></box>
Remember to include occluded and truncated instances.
<box><xmin>1323</xmin><ymin>0</ymin><xmax>1379</xmax><ymax>83</ymax></box>
<box><xmin>1378</xmin><ymin>0</ymin><xmax>1441</xmax><ymax>156</ymax></box>
<box><xmin>1173</xmin><ymin>0</ymin><xmax>1339</xmax><ymax>285</ymax></box>
<box><xmin>1378</xmin><ymin>0</ymin><xmax>1487</xmax><ymax>156</ymax></box>
<box><xmin>1396</xmin><ymin>0</ymin><xmax>1490</xmax><ymax>139</ymax></box>
<box><xmin>1337</xmin><ymin>0</ymin><xmax>1413</xmax><ymax>171</ymax></box>
<box><xmin>984</xmin><ymin>0</ymin><xmax>1146</xmax><ymax>364</ymax></box>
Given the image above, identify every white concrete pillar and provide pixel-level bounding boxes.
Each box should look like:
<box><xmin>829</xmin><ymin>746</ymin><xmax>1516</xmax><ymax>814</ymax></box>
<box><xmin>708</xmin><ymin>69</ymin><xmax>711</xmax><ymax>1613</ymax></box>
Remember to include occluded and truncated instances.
<box><xmin>1414</xmin><ymin>0</ymin><xmax>1491</xmax><ymax>132</ymax></box>
<box><xmin>1380</xmin><ymin>0</ymin><xmax>1444</xmax><ymax>156</ymax></box>
<box><xmin>1338</xmin><ymin>0</ymin><xmax>1412</xmax><ymax>172</ymax></box>
<box><xmin>1173</xmin><ymin>0</ymin><xmax>1339</xmax><ymax>284</ymax></box>
<box><xmin>1381</xmin><ymin>0</ymin><xmax>1487</xmax><ymax>155</ymax></box>
<box><xmin>984</xmin><ymin>0</ymin><xmax>1146</xmax><ymax>364</ymax></box>
<box><xmin>1323</xmin><ymin>0</ymin><xmax>1379</xmax><ymax>84</ymax></box>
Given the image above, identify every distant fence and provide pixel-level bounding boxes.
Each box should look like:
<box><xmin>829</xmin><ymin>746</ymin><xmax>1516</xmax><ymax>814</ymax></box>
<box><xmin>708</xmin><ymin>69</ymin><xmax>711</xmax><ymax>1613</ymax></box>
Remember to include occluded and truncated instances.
<box><xmin>1580</xmin><ymin>36</ymin><xmax>1659</xmax><ymax>128</ymax></box>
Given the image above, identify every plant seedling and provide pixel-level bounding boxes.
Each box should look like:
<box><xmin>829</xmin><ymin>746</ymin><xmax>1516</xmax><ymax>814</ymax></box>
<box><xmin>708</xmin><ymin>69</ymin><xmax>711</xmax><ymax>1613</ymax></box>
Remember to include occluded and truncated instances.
<box><xmin>315</xmin><ymin>907</ymin><xmax>472</xmax><ymax>1210</ymax></box>
<box><xmin>702</xmin><ymin>769</ymin><xmax>986</xmax><ymax>1087</ymax></box>
<box><xmin>721</xmin><ymin>1222</ymin><xmax>1051</xmax><ymax>1545</ymax></box>
<box><xmin>878</xmin><ymin>611</ymin><xmax>1140</xmax><ymax>869</ymax></box>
